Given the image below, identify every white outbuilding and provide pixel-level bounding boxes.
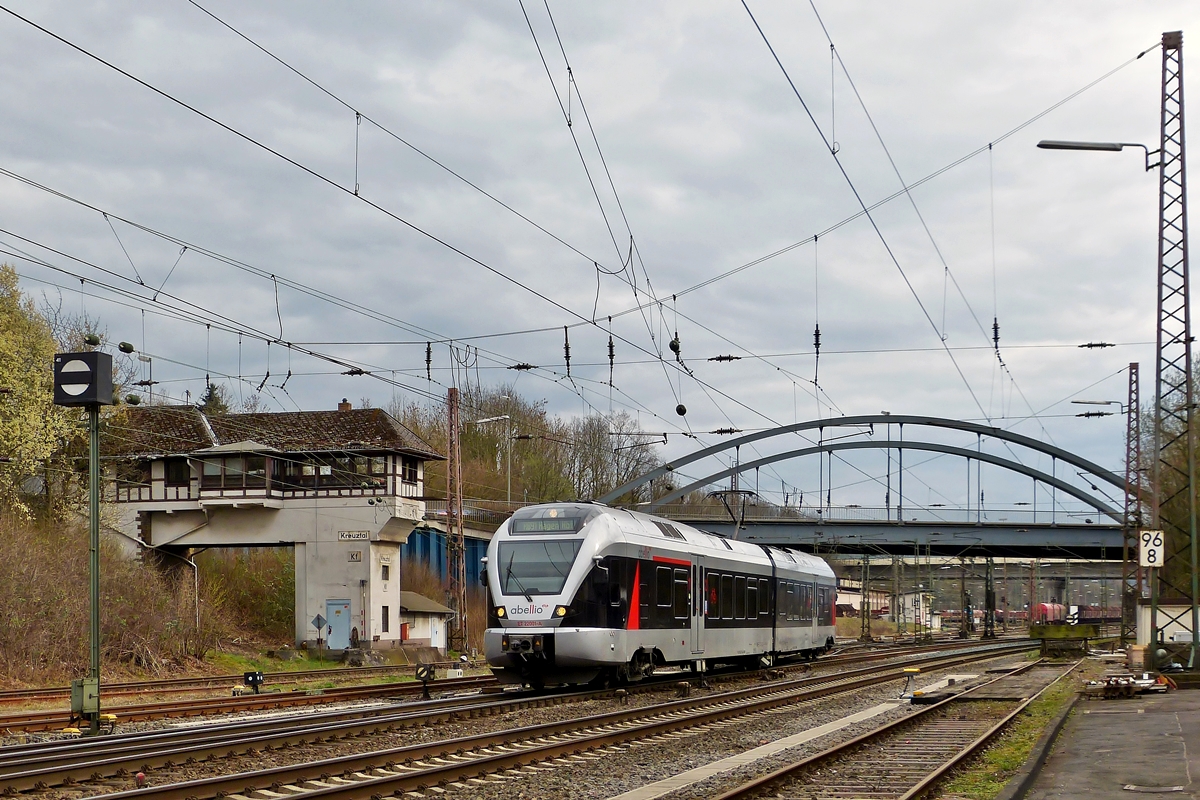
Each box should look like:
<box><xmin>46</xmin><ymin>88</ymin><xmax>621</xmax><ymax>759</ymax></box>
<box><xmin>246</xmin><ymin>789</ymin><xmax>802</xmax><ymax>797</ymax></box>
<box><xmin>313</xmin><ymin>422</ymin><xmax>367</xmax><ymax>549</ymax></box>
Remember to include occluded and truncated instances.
<box><xmin>399</xmin><ymin>591</ymin><xmax>457</xmax><ymax>653</ymax></box>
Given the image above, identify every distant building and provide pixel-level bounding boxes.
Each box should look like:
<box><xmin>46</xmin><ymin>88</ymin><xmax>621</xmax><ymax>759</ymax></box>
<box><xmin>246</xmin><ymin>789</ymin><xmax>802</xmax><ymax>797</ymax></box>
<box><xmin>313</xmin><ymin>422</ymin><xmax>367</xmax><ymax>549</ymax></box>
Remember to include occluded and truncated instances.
<box><xmin>101</xmin><ymin>400</ymin><xmax>443</xmax><ymax>648</ymax></box>
<box><xmin>399</xmin><ymin>591</ymin><xmax>456</xmax><ymax>652</ymax></box>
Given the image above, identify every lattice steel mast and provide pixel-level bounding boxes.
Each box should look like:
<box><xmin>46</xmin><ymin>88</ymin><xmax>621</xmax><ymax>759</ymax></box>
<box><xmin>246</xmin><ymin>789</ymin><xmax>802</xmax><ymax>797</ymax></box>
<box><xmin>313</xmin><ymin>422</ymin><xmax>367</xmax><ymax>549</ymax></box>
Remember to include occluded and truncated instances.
<box><xmin>1150</xmin><ymin>31</ymin><xmax>1198</xmax><ymax>666</ymax></box>
<box><xmin>1123</xmin><ymin>362</ymin><xmax>1141</xmax><ymax>647</ymax></box>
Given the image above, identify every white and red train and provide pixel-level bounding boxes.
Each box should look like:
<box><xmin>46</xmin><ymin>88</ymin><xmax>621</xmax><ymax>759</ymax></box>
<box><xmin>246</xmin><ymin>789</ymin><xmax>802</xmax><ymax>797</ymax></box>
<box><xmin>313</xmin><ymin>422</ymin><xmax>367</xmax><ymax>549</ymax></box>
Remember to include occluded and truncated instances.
<box><xmin>483</xmin><ymin>503</ymin><xmax>837</xmax><ymax>688</ymax></box>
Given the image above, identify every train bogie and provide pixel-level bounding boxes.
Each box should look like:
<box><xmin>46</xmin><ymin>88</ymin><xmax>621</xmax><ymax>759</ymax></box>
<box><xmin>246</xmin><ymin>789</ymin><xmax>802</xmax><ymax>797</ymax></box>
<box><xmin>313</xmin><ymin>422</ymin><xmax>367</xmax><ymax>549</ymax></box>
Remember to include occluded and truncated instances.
<box><xmin>483</xmin><ymin>503</ymin><xmax>837</xmax><ymax>688</ymax></box>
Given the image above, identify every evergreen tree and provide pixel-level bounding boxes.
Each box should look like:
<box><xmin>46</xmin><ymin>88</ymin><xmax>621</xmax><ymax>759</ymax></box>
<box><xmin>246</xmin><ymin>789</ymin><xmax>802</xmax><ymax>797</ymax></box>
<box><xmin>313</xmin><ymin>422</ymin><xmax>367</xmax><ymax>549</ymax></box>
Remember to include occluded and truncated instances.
<box><xmin>198</xmin><ymin>382</ymin><xmax>231</xmax><ymax>415</ymax></box>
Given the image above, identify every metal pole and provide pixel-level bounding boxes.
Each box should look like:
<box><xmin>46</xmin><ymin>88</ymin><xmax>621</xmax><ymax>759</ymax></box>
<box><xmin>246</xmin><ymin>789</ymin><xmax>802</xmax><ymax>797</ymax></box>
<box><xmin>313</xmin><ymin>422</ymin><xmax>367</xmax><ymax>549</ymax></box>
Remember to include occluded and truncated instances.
<box><xmin>445</xmin><ymin>388</ymin><xmax>466</xmax><ymax>653</ymax></box>
<box><xmin>1002</xmin><ymin>559</ymin><xmax>1008</xmax><ymax>634</ymax></box>
<box><xmin>959</xmin><ymin>558</ymin><xmax>969</xmax><ymax>638</ymax></box>
<box><xmin>983</xmin><ymin>557</ymin><xmax>996</xmax><ymax>639</ymax></box>
<box><xmin>88</xmin><ymin>403</ymin><xmax>101</xmax><ymax>735</ymax></box>
<box><xmin>860</xmin><ymin>556</ymin><xmax>872</xmax><ymax>642</ymax></box>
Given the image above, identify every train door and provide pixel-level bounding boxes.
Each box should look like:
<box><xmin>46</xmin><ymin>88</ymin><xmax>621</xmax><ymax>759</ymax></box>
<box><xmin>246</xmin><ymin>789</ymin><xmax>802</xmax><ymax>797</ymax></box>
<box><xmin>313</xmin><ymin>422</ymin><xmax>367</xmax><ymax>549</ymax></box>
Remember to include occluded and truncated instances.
<box><xmin>691</xmin><ymin>558</ymin><xmax>705</xmax><ymax>655</ymax></box>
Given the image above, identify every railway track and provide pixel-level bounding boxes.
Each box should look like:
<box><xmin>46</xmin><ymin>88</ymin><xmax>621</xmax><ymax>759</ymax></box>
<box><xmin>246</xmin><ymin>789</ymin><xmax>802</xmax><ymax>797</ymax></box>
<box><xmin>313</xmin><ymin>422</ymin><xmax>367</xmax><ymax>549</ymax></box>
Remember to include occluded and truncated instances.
<box><xmin>0</xmin><ymin>674</ymin><xmax>494</xmax><ymax>733</ymax></box>
<box><xmin>709</xmin><ymin>659</ymin><xmax>1078</xmax><ymax>799</ymax></box>
<box><xmin>0</xmin><ymin>637</ymin><xmax>1014</xmax><ymax>734</ymax></box>
<box><xmin>0</xmin><ymin>661</ymin><xmax>472</xmax><ymax>705</ymax></box>
<box><xmin>27</xmin><ymin>640</ymin><xmax>1037</xmax><ymax>800</ymax></box>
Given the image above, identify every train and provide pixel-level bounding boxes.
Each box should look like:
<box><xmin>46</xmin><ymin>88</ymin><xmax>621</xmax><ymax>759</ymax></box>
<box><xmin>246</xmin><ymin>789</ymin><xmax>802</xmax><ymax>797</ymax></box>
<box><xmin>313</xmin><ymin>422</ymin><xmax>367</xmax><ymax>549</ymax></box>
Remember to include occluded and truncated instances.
<box><xmin>939</xmin><ymin>604</ymin><xmax>1123</xmax><ymax>626</ymax></box>
<box><xmin>1031</xmin><ymin>603</ymin><xmax>1122</xmax><ymax>624</ymax></box>
<box><xmin>482</xmin><ymin>502</ymin><xmax>838</xmax><ymax>688</ymax></box>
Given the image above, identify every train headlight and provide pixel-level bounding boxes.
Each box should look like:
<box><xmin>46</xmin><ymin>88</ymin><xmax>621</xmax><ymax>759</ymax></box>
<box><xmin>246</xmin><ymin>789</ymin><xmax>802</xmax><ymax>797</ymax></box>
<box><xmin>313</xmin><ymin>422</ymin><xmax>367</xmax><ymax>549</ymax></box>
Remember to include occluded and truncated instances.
<box><xmin>495</xmin><ymin>606</ymin><xmax>506</xmax><ymax>618</ymax></box>
<box><xmin>554</xmin><ymin>605</ymin><xmax>569</xmax><ymax>617</ymax></box>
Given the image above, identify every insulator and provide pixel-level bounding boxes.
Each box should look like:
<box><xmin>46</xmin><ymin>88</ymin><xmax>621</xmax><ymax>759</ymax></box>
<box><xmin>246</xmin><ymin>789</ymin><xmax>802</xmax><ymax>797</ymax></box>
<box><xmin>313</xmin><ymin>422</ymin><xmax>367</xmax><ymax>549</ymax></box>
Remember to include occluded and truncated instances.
<box><xmin>813</xmin><ymin>324</ymin><xmax>821</xmax><ymax>354</ymax></box>
<box><xmin>507</xmin><ymin>363</ymin><xmax>536</xmax><ymax>371</ymax></box>
<box><xmin>708</xmin><ymin>354</ymin><xmax>741</xmax><ymax>362</ymax></box>
<box><xmin>563</xmin><ymin>327</ymin><xmax>571</xmax><ymax>378</ymax></box>
<box><xmin>425</xmin><ymin>342</ymin><xmax>432</xmax><ymax>381</ymax></box>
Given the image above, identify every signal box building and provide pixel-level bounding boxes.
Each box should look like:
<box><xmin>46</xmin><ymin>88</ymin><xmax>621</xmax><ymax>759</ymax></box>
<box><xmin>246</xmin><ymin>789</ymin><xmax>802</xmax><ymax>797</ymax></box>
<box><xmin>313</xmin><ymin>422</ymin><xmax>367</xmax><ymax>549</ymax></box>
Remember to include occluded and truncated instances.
<box><xmin>101</xmin><ymin>401</ymin><xmax>443</xmax><ymax>649</ymax></box>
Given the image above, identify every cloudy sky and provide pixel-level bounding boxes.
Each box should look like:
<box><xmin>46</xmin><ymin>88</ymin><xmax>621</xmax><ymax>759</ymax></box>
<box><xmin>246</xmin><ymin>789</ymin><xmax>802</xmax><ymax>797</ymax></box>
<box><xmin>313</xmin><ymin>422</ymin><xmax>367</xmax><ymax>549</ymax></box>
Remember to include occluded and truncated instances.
<box><xmin>2</xmin><ymin>1</ymin><xmax>1197</xmax><ymax>517</ymax></box>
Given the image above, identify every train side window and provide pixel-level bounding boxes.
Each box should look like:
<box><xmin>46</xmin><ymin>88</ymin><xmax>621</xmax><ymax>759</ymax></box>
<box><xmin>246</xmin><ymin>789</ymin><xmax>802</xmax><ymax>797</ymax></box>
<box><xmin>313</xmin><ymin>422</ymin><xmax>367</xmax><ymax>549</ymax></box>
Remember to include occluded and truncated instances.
<box><xmin>759</xmin><ymin>578</ymin><xmax>771</xmax><ymax>616</ymax></box>
<box><xmin>791</xmin><ymin>583</ymin><xmax>800</xmax><ymax>621</ymax></box>
<box><xmin>746</xmin><ymin>580</ymin><xmax>757</xmax><ymax>618</ymax></box>
<box><xmin>656</xmin><ymin>566</ymin><xmax>672</xmax><ymax>607</ymax></box>
<box><xmin>783</xmin><ymin>583</ymin><xmax>794</xmax><ymax>621</ymax></box>
<box><xmin>734</xmin><ymin>576</ymin><xmax>746</xmax><ymax>619</ymax></box>
<box><xmin>720</xmin><ymin>574</ymin><xmax>734</xmax><ymax>619</ymax></box>
<box><xmin>674</xmin><ymin>569</ymin><xmax>689</xmax><ymax>619</ymax></box>
<box><xmin>800</xmin><ymin>582</ymin><xmax>813</xmax><ymax>623</ymax></box>
<box><xmin>707</xmin><ymin>572</ymin><xmax>719</xmax><ymax>617</ymax></box>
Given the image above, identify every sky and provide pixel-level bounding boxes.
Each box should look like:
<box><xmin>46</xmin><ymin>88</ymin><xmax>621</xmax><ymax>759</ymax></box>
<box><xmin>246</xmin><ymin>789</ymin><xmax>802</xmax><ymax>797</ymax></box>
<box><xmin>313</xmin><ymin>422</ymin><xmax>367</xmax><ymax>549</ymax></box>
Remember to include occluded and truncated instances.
<box><xmin>1</xmin><ymin>1</ymin><xmax>1197</xmax><ymax>519</ymax></box>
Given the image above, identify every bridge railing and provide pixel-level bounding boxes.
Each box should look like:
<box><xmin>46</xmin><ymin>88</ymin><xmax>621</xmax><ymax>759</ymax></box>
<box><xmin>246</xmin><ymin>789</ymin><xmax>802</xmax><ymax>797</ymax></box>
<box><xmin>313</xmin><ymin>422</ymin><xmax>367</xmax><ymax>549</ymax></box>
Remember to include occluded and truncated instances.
<box><xmin>421</xmin><ymin>499</ymin><xmax>1113</xmax><ymax>528</ymax></box>
<box><xmin>651</xmin><ymin>504</ymin><xmax>1111</xmax><ymax>526</ymax></box>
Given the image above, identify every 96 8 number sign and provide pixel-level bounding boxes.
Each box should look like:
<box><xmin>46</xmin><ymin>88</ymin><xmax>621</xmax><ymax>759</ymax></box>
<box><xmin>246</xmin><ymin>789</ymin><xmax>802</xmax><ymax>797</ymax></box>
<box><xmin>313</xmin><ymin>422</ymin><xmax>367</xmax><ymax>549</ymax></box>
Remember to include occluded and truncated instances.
<box><xmin>1140</xmin><ymin>530</ymin><xmax>1165</xmax><ymax>568</ymax></box>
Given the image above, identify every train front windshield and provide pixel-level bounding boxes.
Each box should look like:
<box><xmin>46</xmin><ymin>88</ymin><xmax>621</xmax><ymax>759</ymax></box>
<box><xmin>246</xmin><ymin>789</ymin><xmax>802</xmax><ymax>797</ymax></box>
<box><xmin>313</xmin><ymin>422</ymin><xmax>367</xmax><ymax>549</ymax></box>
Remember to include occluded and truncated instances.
<box><xmin>497</xmin><ymin>541</ymin><xmax>582</xmax><ymax>596</ymax></box>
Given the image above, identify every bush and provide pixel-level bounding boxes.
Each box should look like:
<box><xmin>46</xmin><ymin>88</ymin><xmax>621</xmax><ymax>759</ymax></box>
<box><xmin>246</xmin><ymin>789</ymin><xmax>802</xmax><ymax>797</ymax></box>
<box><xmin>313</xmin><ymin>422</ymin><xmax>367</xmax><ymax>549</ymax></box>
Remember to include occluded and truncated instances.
<box><xmin>196</xmin><ymin>547</ymin><xmax>295</xmax><ymax>641</ymax></box>
<box><xmin>0</xmin><ymin>514</ymin><xmax>228</xmax><ymax>683</ymax></box>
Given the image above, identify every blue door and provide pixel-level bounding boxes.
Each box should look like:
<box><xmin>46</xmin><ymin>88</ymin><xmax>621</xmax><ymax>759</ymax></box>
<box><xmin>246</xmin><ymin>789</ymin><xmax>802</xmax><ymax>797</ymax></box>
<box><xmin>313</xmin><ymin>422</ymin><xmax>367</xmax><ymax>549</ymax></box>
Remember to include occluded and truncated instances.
<box><xmin>326</xmin><ymin>599</ymin><xmax>351</xmax><ymax>649</ymax></box>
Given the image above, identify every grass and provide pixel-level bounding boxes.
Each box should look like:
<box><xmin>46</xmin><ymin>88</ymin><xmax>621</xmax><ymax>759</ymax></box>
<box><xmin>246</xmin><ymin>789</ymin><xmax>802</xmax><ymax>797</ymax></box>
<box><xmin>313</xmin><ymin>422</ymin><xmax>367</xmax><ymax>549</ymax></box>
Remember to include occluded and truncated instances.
<box><xmin>204</xmin><ymin>650</ymin><xmax>352</xmax><ymax>676</ymax></box>
<box><xmin>937</xmin><ymin>660</ymin><xmax>1100</xmax><ymax>799</ymax></box>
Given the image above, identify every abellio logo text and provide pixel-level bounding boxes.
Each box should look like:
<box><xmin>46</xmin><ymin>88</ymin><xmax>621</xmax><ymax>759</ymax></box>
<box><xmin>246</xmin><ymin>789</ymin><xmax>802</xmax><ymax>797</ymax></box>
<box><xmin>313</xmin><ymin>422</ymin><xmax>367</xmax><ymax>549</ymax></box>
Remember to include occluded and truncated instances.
<box><xmin>508</xmin><ymin>602</ymin><xmax>551</xmax><ymax>617</ymax></box>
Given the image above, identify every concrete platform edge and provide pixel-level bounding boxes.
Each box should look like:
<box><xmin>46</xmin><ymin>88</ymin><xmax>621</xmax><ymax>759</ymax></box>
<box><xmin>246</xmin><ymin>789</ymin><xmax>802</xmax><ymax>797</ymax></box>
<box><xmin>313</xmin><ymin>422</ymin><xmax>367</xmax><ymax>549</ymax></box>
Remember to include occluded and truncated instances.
<box><xmin>995</xmin><ymin>692</ymin><xmax>1080</xmax><ymax>800</ymax></box>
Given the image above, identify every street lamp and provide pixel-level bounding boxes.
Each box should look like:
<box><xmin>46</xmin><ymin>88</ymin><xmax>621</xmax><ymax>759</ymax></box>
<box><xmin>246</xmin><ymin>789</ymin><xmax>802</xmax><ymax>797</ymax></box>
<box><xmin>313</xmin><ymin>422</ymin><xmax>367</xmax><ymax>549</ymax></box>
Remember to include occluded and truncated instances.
<box><xmin>1037</xmin><ymin>140</ymin><xmax>1158</xmax><ymax>171</ymax></box>
<box><xmin>1071</xmin><ymin>399</ymin><xmax>1127</xmax><ymax>418</ymax></box>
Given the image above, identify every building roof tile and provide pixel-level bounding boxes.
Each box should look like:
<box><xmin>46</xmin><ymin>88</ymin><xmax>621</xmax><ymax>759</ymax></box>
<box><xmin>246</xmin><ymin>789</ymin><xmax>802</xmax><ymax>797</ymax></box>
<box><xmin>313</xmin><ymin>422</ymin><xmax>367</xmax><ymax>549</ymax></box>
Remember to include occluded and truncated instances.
<box><xmin>102</xmin><ymin>406</ymin><xmax>443</xmax><ymax>460</ymax></box>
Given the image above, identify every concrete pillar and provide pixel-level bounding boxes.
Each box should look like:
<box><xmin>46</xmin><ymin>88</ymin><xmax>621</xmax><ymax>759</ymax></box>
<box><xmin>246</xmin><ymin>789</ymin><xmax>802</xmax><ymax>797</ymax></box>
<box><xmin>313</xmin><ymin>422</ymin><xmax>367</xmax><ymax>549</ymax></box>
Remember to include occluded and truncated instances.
<box><xmin>294</xmin><ymin>542</ymin><xmax>308</xmax><ymax>644</ymax></box>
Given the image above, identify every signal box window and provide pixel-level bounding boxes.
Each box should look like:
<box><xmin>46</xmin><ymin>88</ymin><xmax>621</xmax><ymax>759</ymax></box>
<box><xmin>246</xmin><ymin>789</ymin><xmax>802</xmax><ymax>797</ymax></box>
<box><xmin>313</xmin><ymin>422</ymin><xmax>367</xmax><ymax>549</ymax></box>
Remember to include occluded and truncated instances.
<box><xmin>401</xmin><ymin>457</ymin><xmax>418</xmax><ymax>484</ymax></box>
<box><xmin>165</xmin><ymin>458</ymin><xmax>190</xmax><ymax>487</ymax></box>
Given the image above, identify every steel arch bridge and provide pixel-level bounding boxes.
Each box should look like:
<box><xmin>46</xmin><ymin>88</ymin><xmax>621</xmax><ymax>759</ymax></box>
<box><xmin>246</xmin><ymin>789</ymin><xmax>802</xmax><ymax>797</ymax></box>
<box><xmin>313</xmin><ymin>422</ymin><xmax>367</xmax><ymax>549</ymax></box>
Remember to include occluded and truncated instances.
<box><xmin>595</xmin><ymin>415</ymin><xmax>1134</xmax><ymax>559</ymax></box>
